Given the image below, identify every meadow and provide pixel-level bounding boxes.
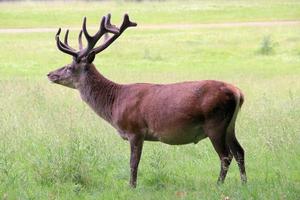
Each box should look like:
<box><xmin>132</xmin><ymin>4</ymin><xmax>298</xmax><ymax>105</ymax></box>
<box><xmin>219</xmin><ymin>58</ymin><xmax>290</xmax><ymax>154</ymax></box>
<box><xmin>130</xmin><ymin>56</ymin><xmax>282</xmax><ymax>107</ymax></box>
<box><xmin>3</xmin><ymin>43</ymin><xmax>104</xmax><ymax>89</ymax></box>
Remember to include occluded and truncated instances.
<box><xmin>0</xmin><ymin>0</ymin><xmax>299</xmax><ymax>199</ymax></box>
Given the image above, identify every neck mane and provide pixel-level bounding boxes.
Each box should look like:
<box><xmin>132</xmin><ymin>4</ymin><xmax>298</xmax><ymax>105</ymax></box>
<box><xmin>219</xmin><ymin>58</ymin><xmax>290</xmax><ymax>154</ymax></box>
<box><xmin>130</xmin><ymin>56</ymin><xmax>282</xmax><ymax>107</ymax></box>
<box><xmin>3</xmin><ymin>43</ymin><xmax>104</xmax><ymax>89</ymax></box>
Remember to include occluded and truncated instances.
<box><xmin>77</xmin><ymin>65</ymin><xmax>121</xmax><ymax>123</ymax></box>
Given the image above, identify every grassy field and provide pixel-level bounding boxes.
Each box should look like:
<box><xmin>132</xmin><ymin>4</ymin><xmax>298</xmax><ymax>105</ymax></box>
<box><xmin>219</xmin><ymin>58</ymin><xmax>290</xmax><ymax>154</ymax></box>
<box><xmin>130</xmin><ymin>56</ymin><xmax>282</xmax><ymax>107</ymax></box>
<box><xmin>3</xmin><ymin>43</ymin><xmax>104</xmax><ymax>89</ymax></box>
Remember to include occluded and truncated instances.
<box><xmin>0</xmin><ymin>1</ymin><xmax>300</xmax><ymax>199</ymax></box>
<box><xmin>1</xmin><ymin>0</ymin><xmax>300</xmax><ymax>28</ymax></box>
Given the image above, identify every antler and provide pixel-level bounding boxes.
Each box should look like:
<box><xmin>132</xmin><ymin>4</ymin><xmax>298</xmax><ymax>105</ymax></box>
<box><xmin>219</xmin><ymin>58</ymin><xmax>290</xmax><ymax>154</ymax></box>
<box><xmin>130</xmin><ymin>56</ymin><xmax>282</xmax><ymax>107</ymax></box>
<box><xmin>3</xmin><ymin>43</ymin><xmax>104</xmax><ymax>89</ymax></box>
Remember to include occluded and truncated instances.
<box><xmin>93</xmin><ymin>14</ymin><xmax>137</xmax><ymax>54</ymax></box>
<box><xmin>56</xmin><ymin>13</ymin><xmax>136</xmax><ymax>61</ymax></box>
<box><xmin>64</xmin><ymin>30</ymin><xmax>76</xmax><ymax>51</ymax></box>
<box><xmin>77</xmin><ymin>14</ymin><xmax>121</xmax><ymax>59</ymax></box>
<box><xmin>78</xmin><ymin>30</ymin><xmax>83</xmax><ymax>50</ymax></box>
<box><xmin>56</xmin><ymin>28</ymin><xmax>78</xmax><ymax>58</ymax></box>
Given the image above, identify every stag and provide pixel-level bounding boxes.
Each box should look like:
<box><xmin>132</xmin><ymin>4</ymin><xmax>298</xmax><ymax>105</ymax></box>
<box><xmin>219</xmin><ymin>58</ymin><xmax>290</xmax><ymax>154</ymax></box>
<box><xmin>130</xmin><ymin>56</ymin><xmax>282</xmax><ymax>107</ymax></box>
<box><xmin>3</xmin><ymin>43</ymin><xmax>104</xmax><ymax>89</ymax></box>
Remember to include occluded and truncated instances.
<box><xmin>47</xmin><ymin>13</ymin><xmax>247</xmax><ymax>188</ymax></box>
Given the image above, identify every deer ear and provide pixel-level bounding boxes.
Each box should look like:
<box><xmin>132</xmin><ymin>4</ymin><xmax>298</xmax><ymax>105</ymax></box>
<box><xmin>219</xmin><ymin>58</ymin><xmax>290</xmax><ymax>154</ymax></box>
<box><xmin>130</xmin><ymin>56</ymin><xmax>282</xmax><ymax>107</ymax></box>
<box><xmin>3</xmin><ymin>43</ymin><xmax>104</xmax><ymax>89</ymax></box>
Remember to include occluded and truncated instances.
<box><xmin>87</xmin><ymin>51</ymin><xmax>95</xmax><ymax>63</ymax></box>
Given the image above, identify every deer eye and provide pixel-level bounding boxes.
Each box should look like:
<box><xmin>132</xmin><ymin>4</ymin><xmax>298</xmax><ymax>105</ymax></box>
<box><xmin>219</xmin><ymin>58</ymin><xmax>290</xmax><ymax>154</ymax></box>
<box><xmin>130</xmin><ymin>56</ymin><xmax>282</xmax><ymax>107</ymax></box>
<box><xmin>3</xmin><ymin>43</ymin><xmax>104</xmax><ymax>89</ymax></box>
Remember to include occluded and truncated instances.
<box><xmin>66</xmin><ymin>66</ymin><xmax>73</xmax><ymax>73</ymax></box>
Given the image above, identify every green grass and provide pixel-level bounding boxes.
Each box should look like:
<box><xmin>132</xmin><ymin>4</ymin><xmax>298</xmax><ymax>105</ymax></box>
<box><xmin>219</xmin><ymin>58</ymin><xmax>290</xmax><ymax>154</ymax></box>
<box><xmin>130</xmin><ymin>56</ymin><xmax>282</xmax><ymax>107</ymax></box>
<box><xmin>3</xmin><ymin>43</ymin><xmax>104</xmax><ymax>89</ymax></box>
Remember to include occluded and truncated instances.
<box><xmin>0</xmin><ymin>0</ymin><xmax>300</xmax><ymax>28</ymax></box>
<box><xmin>0</xmin><ymin>1</ymin><xmax>300</xmax><ymax>199</ymax></box>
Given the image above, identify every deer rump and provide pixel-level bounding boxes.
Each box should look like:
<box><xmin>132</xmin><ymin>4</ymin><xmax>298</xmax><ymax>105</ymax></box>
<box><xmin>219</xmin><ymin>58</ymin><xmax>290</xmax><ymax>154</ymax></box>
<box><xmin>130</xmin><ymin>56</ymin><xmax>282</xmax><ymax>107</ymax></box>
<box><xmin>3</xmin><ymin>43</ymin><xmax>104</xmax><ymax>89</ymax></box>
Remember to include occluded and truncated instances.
<box><xmin>110</xmin><ymin>80</ymin><xmax>240</xmax><ymax>145</ymax></box>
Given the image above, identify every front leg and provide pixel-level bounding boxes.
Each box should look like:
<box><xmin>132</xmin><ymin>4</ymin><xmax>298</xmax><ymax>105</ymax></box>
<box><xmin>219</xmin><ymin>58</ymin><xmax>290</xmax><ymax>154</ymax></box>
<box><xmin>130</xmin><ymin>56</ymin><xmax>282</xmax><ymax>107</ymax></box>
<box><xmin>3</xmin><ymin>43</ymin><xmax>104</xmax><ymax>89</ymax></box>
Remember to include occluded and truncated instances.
<box><xmin>128</xmin><ymin>134</ymin><xmax>144</xmax><ymax>188</ymax></box>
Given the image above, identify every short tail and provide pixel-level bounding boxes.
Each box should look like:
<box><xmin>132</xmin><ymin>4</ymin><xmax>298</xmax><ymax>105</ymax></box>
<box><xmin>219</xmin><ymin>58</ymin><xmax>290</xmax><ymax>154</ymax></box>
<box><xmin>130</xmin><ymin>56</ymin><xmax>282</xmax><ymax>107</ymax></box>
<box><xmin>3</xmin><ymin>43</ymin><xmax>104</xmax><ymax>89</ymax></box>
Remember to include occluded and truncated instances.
<box><xmin>225</xmin><ymin>89</ymin><xmax>247</xmax><ymax>183</ymax></box>
<box><xmin>227</xmin><ymin>89</ymin><xmax>244</xmax><ymax>134</ymax></box>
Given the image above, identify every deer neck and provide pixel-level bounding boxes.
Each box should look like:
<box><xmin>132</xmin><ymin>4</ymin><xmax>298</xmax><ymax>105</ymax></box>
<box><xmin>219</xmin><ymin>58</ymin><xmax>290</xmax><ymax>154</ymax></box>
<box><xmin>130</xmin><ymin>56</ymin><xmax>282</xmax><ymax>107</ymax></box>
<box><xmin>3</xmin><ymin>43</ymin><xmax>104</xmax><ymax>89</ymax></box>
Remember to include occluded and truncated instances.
<box><xmin>77</xmin><ymin>65</ymin><xmax>121</xmax><ymax>123</ymax></box>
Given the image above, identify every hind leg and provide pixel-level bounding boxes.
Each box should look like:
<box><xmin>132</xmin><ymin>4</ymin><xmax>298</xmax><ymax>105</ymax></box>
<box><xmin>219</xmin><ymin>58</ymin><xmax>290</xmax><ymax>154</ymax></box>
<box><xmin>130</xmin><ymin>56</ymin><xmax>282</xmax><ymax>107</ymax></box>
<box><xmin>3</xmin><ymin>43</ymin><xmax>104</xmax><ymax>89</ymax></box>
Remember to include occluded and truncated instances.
<box><xmin>207</xmin><ymin>127</ymin><xmax>233</xmax><ymax>184</ymax></box>
<box><xmin>227</xmin><ymin>132</ymin><xmax>247</xmax><ymax>183</ymax></box>
<box><xmin>217</xmin><ymin>145</ymin><xmax>233</xmax><ymax>184</ymax></box>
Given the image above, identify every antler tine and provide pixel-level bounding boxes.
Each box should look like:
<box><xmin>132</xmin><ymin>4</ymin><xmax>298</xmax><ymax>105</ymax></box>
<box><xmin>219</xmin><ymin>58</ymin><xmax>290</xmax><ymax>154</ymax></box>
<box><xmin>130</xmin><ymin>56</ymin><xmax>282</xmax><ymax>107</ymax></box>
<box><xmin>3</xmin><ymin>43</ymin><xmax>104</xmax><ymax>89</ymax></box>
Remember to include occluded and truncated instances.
<box><xmin>78</xmin><ymin>15</ymin><xmax>119</xmax><ymax>59</ymax></box>
<box><xmin>105</xmin><ymin>13</ymin><xmax>120</xmax><ymax>34</ymax></box>
<box><xmin>78</xmin><ymin>16</ymin><xmax>106</xmax><ymax>58</ymax></box>
<box><xmin>64</xmin><ymin>29</ymin><xmax>70</xmax><ymax>45</ymax></box>
<box><xmin>93</xmin><ymin>15</ymin><xmax>107</xmax><ymax>39</ymax></box>
<box><xmin>56</xmin><ymin>28</ymin><xmax>78</xmax><ymax>58</ymax></box>
<box><xmin>56</xmin><ymin>29</ymin><xmax>76</xmax><ymax>52</ymax></box>
<box><xmin>82</xmin><ymin>16</ymin><xmax>106</xmax><ymax>44</ymax></box>
<box><xmin>78</xmin><ymin>30</ymin><xmax>83</xmax><ymax>50</ymax></box>
<box><xmin>82</xmin><ymin>17</ymin><xmax>92</xmax><ymax>41</ymax></box>
<box><xmin>120</xmin><ymin>13</ymin><xmax>137</xmax><ymax>32</ymax></box>
<box><xmin>91</xmin><ymin>14</ymin><xmax>119</xmax><ymax>39</ymax></box>
<box><xmin>93</xmin><ymin>13</ymin><xmax>137</xmax><ymax>54</ymax></box>
<box><xmin>63</xmin><ymin>29</ymin><xmax>76</xmax><ymax>51</ymax></box>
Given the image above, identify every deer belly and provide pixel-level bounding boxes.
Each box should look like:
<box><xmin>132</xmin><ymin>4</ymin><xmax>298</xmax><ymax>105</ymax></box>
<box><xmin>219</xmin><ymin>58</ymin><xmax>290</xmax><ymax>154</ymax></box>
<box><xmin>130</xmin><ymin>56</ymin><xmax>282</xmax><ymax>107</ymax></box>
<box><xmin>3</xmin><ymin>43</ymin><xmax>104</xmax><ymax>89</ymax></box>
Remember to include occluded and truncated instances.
<box><xmin>148</xmin><ymin>125</ymin><xmax>207</xmax><ymax>145</ymax></box>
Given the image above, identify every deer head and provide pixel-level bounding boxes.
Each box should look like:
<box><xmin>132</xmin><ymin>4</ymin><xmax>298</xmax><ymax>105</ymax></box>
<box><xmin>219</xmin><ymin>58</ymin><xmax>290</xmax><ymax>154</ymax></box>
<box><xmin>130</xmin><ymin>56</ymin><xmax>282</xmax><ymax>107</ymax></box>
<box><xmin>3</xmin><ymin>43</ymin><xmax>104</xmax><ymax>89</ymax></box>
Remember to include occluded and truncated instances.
<box><xmin>47</xmin><ymin>13</ymin><xmax>137</xmax><ymax>89</ymax></box>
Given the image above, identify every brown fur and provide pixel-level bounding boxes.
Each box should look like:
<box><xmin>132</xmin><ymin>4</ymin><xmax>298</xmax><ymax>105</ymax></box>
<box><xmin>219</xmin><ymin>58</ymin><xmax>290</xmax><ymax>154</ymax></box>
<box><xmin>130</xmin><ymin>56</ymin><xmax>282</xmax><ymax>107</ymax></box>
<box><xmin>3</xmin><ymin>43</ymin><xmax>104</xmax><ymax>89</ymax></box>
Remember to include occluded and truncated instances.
<box><xmin>47</xmin><ymin>14</ymin><xmax>247</xmax><ymax>187</ymax></box>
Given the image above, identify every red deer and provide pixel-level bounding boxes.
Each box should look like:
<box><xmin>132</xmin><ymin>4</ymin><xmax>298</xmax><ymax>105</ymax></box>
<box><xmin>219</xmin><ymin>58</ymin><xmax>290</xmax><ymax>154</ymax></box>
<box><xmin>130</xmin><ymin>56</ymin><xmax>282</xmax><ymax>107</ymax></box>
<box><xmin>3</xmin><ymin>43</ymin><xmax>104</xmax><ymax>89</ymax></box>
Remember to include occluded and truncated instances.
<box><xmin>47</xmin><ymin>13</ymin><xmax>247</xmax><ymax>188</ymax></box>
